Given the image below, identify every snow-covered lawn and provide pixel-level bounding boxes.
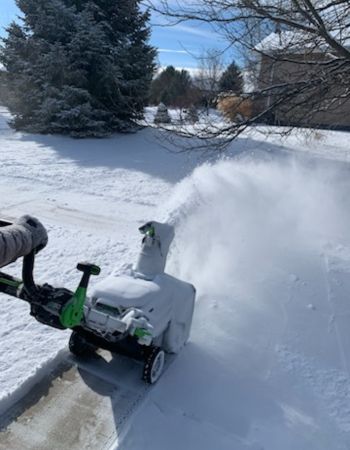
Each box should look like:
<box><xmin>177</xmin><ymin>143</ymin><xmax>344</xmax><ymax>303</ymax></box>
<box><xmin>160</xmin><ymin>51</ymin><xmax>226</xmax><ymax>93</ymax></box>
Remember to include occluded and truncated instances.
<box><xmin>1</xmin><ymin>106</ymin><xmax>350</xmax><ymax>449</ymax></box>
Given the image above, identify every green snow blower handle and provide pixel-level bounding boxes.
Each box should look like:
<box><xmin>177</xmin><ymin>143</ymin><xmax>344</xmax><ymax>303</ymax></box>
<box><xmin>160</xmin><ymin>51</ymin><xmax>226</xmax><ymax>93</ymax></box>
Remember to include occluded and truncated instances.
<box><xmin>59</xmin><ymin>262</ymin><xmax>101</xmax><ymax>329</ymax></box>
<box><xmin>0</xmin><ymin>218</ymin><xmax>102</xmax><ymax>330</ymax></box>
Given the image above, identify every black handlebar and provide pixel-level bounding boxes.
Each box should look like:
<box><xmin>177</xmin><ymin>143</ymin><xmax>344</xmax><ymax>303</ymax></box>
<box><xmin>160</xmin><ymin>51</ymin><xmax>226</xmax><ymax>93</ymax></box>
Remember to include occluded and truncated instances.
<box><xmin>22</xmin><ymin>250</ymin><xmax>38</xmax><ymax>296</ymax></box>
<box><xmin>76</xmin><ymin>262</ymin><xmax>101</xmax><ymax>289</ymax></box>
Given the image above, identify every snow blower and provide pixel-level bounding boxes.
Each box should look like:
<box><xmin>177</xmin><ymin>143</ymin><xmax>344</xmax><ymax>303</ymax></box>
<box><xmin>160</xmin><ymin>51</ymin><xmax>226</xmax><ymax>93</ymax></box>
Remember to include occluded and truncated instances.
<box><xmin>0</xmin><ymin>216</ymin><xmax>196</xmax><ymax>384</ymax></box>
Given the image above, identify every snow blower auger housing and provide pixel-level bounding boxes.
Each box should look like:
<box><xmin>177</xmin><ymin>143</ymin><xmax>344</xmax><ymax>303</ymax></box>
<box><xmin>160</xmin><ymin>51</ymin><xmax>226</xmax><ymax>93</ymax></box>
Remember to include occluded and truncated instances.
<box><xmin>0</xmin><ymin>216</ymin><xmax>196</xmax><ymax>384</ymax></box>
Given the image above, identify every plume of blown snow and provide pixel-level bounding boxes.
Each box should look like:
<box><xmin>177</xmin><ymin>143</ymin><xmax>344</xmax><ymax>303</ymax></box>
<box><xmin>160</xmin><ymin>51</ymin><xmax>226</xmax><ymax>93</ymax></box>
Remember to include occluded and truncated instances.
<box><xmin>162</xmin><ymin>156</ymin><xmax>350</xmax><ymax>298</ymax></box>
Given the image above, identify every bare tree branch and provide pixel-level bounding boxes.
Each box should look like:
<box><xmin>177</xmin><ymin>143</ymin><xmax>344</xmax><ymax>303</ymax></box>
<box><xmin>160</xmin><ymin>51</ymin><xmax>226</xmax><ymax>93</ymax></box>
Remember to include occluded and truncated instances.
<box><xmin>144</xmin><ymin>0</ymin><xmax>350</xmax><ymax>150</ymax></box>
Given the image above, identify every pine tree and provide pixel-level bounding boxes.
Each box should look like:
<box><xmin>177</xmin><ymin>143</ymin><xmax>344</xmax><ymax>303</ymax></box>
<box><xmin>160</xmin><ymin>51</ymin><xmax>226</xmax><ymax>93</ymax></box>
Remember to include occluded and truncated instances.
<box><xmin>1</xmin><ymin>0</ymin><xmax>76</xmax><ymax>132</ymax></box>
<box><xmin>68</xmin><ymin>0</ymin><xmax>156</xmax><ymax>126</ymax></box>
<box><xmin>150</xmin><ymin>66</ymin><xmax>194</xmax><ymax>108</ymax></box>
<box><xmin>0</xmin><ymin>0</ymin><xmax>156</xmax><ymax>137</ymax></box>
<box><xmin>219</xmin><ymin>61</ymin><xmax>243</xmax><ymax>94</ymax></box>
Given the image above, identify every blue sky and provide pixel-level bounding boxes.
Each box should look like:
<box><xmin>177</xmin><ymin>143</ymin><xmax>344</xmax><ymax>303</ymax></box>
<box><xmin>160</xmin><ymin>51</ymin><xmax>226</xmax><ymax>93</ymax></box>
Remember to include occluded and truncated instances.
<box><xmin>0</xmin><ymin>0</ymin><xmax>235</xmax><ymax>73</ymax></box>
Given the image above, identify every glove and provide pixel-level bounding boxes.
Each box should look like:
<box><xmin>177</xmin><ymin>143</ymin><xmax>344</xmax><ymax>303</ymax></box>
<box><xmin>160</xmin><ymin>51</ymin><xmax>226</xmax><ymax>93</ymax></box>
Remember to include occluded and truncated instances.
<box><xmin>17</xmin><ymin>215</ymin><xmax>48</xmax><ymax>252</ymax></box>
<box><xmin>0</xmin><ymin>215</ymin><xmax>48</xmax><ymax>268</ymax></box>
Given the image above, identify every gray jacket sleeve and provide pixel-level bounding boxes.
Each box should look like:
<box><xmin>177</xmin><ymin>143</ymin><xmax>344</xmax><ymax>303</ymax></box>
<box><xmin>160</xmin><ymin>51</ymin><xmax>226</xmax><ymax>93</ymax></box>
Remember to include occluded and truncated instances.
<box><xmin>0</xmin><ymin>215</ymin><xmax>48</xmax><ymax>268</ymax></box>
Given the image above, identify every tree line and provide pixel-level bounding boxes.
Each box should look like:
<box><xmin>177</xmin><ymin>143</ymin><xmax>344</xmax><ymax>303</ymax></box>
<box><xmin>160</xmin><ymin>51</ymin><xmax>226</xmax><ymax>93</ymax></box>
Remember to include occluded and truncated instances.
<box><xmin>149</xmin><ymin>60</ymin><xmax>243</xmax><ymax>110</ymax></box>
<box><xmin>0</xmin><ymin>1</ymin><xmax>243</xmax><ymax>137</ymax></box>
<box><xmin>6</xmin><ymin>0</ymin><xmax>339</xmax><ymax>142</ymax></box>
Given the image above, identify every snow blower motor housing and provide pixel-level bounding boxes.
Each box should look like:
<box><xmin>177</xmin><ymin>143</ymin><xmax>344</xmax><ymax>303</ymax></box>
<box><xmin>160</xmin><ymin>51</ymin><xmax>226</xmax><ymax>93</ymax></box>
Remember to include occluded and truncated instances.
<box><xmin>0</xmin><ymin>216</ymin><xmax>196</xmax><ymax>384</ymax></box>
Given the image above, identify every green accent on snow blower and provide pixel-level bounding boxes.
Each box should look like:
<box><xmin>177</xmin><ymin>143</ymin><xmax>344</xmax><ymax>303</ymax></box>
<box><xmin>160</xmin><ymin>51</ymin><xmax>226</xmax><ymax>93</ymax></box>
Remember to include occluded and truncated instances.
<box><xmin>59</xmin><ymin>286</ymin><xmax>87</xmax><ymax>328</ymax></box>
<box><xmin>134</xmin><ymin>328</ymin><xmax>152</xmax><ymax>338</ymax></box>
<box><xmin>60</xmin><ymin>262</ymin><xmax>101</xmax><ymax>329</ymax></box>
<box><xmin>146</xmin><ymin>226</ymin><xmax>155</xmax><ymax>238</ymax></box>
<box><xmin>0</xmin><ymin>277</ymin><xmax>21</xmax><ymax>288</ymax></box>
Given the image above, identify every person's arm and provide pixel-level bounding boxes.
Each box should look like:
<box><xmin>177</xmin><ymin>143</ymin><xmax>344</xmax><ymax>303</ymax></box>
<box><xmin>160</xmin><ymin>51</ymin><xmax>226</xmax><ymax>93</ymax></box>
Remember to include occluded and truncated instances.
<box><xmin>0</xmin><ymin>215</ymin><xmax>48</xmax><ymax>268</ymax></box>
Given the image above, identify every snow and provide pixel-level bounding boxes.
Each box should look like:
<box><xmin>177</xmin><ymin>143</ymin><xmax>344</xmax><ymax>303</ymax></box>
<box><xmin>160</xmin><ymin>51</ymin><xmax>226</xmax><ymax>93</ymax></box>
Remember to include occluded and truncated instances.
<box><xmin>0</xmin><ymin>107</ymin><xmax>199</xmax><ymax>415</ymax></box>
<box><xmin>121</xmin><ymin>147</ymin><xmax>350</xmax><ymax>450</ymax></box>
<box><xmin>255</xmin><ymin>31</ymin><xmax>318</xmax><ymax>53</ymax></box>
<box><xmin>1</xmin><ymin>106</ymin><xmax>350</xmax><ymax>449</ymax></box>
<box><xmin>256</xmin><ymin>29</ymin><xmax>350</xmax><ymax>54</ymax></box>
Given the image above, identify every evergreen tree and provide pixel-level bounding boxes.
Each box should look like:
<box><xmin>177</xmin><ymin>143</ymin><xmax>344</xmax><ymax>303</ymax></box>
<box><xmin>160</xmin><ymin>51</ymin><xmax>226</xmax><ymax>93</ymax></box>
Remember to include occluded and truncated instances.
<box><xmin>0</xmin><ymin>0</ymin><xmax>156</xmax><ymax>137</ymax></box>
<box><xmin>69</xmin><ymin>0</ymin><xmax>156</xmax><ymax>124</ymax></box>
<box><xmin>219</xmin><ymin>61</ymin><xmax>243</xmax><ymax>94</ymax></box>
<box><xmin>150</xmin><ymin>66</ymin><xmax>195</xmax><ymax>108</ymax></box>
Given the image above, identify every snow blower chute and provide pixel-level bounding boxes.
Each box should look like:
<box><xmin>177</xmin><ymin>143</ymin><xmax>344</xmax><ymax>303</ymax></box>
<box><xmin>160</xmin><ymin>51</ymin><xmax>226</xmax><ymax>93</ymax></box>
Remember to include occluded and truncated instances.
<box><xmin>0</xmin><ymin>216</ymin><xmax>196</xmax><ymax>384</ymax></box>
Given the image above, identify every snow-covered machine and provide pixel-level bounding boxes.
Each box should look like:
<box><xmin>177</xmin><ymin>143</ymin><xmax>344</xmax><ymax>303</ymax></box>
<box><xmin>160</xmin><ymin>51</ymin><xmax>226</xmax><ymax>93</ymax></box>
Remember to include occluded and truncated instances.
<box><xmin>0</xmin><ymin>217</ymin><xmax>196</xmax><ymax>384</ymax></box>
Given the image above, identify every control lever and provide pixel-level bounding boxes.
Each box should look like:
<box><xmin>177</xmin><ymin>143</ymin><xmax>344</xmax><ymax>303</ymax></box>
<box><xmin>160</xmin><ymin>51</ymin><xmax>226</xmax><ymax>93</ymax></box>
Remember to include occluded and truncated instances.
<box><xmin>60</xmin><ymin>262</ymin><xmax>101</xmax><ymax>328</ymax></box>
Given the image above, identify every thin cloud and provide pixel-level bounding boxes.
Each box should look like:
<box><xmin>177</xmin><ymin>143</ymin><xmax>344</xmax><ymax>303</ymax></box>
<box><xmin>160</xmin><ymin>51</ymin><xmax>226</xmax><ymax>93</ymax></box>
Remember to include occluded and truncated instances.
<box><xmin>173</xmin><ymin>24</ymin><xmax>218</xmax><ymax>39</ymax></box>
<box><xmin>158</xmin><ymin>48</ymin><xmax>189</xmax><ymax>54</ymax></box>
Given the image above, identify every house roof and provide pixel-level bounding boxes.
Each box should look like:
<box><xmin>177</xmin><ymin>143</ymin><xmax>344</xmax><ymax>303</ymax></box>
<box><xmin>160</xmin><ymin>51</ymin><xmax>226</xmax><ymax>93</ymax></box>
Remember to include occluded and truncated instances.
<box><xmin>255</xmin><ymin>29</ymin><xmax>350</xmax><ymax>55</ymax></box>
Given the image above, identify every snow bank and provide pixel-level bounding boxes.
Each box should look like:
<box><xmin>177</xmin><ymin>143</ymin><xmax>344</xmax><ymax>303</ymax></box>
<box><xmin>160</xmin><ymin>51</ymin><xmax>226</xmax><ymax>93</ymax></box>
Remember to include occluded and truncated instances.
<box><xmin>0</xmin><ymin>349</ymin><xmax>67</xmax><ymax>417</ymax></box>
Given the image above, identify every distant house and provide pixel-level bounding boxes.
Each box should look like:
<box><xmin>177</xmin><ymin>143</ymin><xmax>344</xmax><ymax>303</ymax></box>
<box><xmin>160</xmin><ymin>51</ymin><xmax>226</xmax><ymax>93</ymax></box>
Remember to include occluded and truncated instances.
<box><xmin>254</xmin><ymin>31</ymin><xmax>350</xmax><ymax>129</ymax></box>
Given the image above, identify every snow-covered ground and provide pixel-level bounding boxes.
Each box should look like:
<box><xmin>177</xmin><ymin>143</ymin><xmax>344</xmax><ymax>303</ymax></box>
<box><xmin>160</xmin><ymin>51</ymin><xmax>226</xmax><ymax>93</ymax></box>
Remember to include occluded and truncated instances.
<box><xmin>1</xmin><ymin>107</ymin><xmax>350</xmax><ymax>449</ymax></box>
<box><xmin>0</xmin><ymin>107</ymin><xmax>200</xmax><ymax>414</ymax></box>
